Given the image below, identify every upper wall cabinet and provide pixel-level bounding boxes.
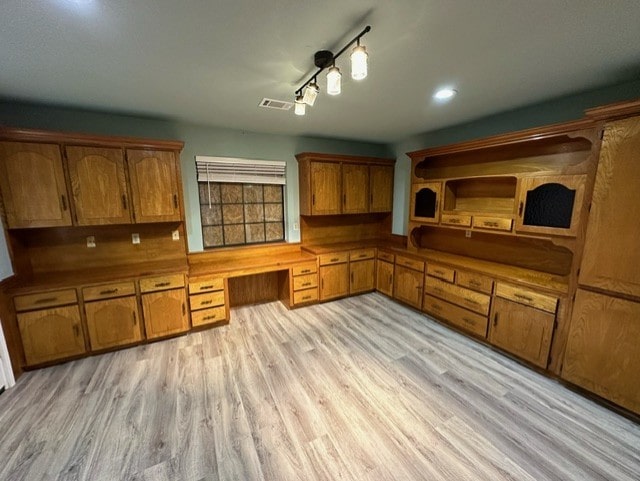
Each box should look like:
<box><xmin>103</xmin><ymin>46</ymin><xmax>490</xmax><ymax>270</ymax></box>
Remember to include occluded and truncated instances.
<box><xmin>0</xmin><ymin>141</ymin><xmax>72</xmax><ymax>228</ymax></box>
<box><xmin>297</xmin><ymin>152</ymin><xmax>395</xmax><ymax>216</ymax></box>
<box><xmin>127</xmin><ymin>149</ymin><xmax>182</xmax><ymax>223</ymax></box>
<box><xmin>66</xmin><ymin>146</ymin><xmax>132</xmax><ymax>225</ymax></box>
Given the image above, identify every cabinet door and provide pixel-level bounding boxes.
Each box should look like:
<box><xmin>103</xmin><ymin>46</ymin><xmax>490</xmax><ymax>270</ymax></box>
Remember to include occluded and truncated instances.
<box><xmin>369</xmin><ymin>165</ymin><xmax>394</xmax><ymax>213</ymax></box>
<box><xmin>142</xmin><ymin>288</ymin><xmax>189</xmax><ymax>339</ymax></box>
<box><xmin>393</xmin><ymin>266</ymin><xmax>423</xmax><ymax>309</ymax></box>
<box><xmin>127</xmin><ymin>149</ymin><xmax>181</xmax><ymax>223</ymax></box>
<box><xmin>319</xmin><ymin>263</ymin><xmax>349</xmax><ymax>300</ymax></box>
<box><xmin>342</xmin><ymin>163</ymin><xmax>369</xmax><ymax>214</ymax></box>
<box><xmin>18</xmin><ymin>305</ymin><xmax>85</xmax><ymax>365</ymax></box>
<box><xmin>0</xmin><ymin>142</ymin><xmax>72</xmax><ymax>228</ymax></box>
<box><xmin>489</xmin><ymin>297</ymin><xmax>555</xmax><ymax>368</ymax></box>
<box><xmin>410</xmin><ymin>182</ymin><xmax>441</xmax><ymax>223</ymax></box>
<box><xmin>85</xmin><ymin>296</ymin><xmax>142</xmax><ymax>350</ymax></box>
<box><xmin>310</xmin><ymin>161</ymin><xmax>342</xmax><ymax>215</ymax></box>
<box><xmin>515</xmin><ymin>175</ymin><xmax>586</xmax><ymax>236</ymax></box>
<box><xmin>350</xmin><ymin>259</ymin><xmax>375</xmax><ymax>294</ymax></box>
<box><xmin>580</xmin><ymin>117</ymin><xmax>640</xmax><ymax>298</ymax></box>
<box><xmin>376</xmin><ymin>260</ymin><xmax>394</xmax><ymax>296</ymax></box>
<box><xmin>562</xmin><ymin>289</ymin><xmax>640</xmax><ymax>414</ymax></box>
<box><xmin>66</xmin><ymin>146</ymin><xmax>131</xmax><ymax>225</ymax></box>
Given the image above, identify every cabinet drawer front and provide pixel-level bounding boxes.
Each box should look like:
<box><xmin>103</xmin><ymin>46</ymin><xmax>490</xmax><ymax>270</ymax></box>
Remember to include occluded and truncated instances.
<box><xmin>191</xmin><ymin>305</ymin><xmax>227</xmax><ymax>326</ymax></box>
<box><xmin>395</xmin><ymin>255</ymin><xmax>425</xmax><ymax>272</ymax></box>
<box><xmin>140</xmin><ymin>274</ymin><xmax>185</xmax><ymax>293</ymax></box>
<box><xmin>441</xmin><ymin>213</ymin><xmax>472</xmax><ymax>227</ymax></box>
<box><xmin>456</xmin><ymin>271</ymin><xmax>494</xmax><ymax>294</ymax></box>
<box><xmin>189</xmin><ymin>291</ymin><xmax>225</xmax><ymax>311</ymax></box>
<box><xmin>83</xmin><ymin>282</ymin><xmax>136</xmax><ymax>301</ymax></box>
<box><xmin>294</xmin><ymin>288</ymin><xmax>319</xmax><ymax>305</ymax></box>
<box><xmin>426</xmin><ymin>264</ymin><xmax>455</xmax><ymax>283</ymax></box>
<box><xmin>377</xmin><ymin>251</ymin><xmax>395</xmax><ymax>263</ymax></box>
<box><xmin>293</xmin><ymin>273</ymin><xmax>318</xmax><ymax>291</ymax></box>
<box><xmin>473</xmin><ymin>216</ymin><xmax>513</xmax><ymax>231</ymax></box>
<box><xmin>15</xmin><ymin>289</ymin><xmax>78</xmax><ymax>312</ymax></box>
<box><xmin>292</xmin><ymin>262</ymin><xmax>317</xmax><ymax>276</ymax></box>
<box><xmin>423</xmin><ymin>295</ymin><xmax>488</xmax><ymax>338</ymax></box>
<box><xmin>495</xmin><ymin>283</ymin><xmax>557</xmax><ymax>313</ymax></box>
<box><xmin>319</xmin><ymin>252</ymin><xmax>349</xmax><ymax>266</ymax></box>
<box><xmin>188</xmin><ymin>277</ymin><xmax>224</xmax><ymax>294</ymax></box>
<box><xmin>350</xmin><ymin>248</ymin><xmax>375</xmax><ymax>261</ymax></box>
<box><xmin>424</xmin><ymin>277</ymin><xmax>491</xmax><ymax>315</ymax></box>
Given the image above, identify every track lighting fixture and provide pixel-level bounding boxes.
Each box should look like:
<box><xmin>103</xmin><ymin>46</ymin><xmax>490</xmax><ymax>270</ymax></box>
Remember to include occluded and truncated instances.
<box><xmin>294</xmin><ymin>25</ymin><xmax>371</xmax><ymax>115</ymax></box>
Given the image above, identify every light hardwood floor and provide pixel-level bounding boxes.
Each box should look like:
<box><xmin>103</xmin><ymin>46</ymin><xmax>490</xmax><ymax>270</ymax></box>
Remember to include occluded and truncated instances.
<box><xmin>1</xmin><ymin>293</ymin><xmax>639</xmax><ymax>480</ymax></box>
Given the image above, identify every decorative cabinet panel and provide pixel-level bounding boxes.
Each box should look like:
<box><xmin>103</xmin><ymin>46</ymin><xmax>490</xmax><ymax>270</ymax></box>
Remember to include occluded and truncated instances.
<box><xmin>319</xmin><ymin>262</ymin><xmax>349</xmax><ymax>301</ymax></box>
<box><xmin>489</xmin><ymin>296</ymin><xmax>555</xmax><ymax>368</ymax></box>
<box><xmin>66</xmin><ymin>146</ymin><xmax>131</xmax><ymax>225</ymax></box>
<box><xmin>342</xmin><ymin>163</ymin><xmax>369</xmax><ymax>214</ymax></box>
<box><xmin>562</xmin><ymin>289</ymin><xmax>640</xmax><ymax>414</ymax></box>
<box><xmin>410</xmin><ymin>182</ymin><xmax>441</xmax><ymax>223</ymax></box>
<box><xmin>579</xmin><ymin>116</ymin><xmax>640</xmax><ymax>298</ymax></box>
<box><xmin>393</xmin><ymin>265</ymin><xmax>424</xmax><ymax>309</ymax></box>
<box><xmin>310</xmin><ymin>161</ymin><xmax>342</xmax><ymax>215</ymax></box>
<box><xmin>515</xmin><ymin>175</ymin><xmax>586</xmax><ymax>237</ymax></box>
<box><xmin>127</xmin><ymin>149</ymin><xmax>181</xmax><ymax>223</ymax></box>
<box><xmin>0</xmin><ymin>142</ymin><xmax>72</xmax><ymax>228</ymax></box>
<box><xmin>141</xmin><ymin>288</ymin><xmax>189</xmax><ymax>339</ymax></box>
<box><xmin>350</xmin><ymin>258</ymin><xmax>375</xmax><ymax>294</ymax></box>
<box><xmin>376</xmin><ymin>259</ymin><xmax>394</xmax><ymax>297</ymax></box>
<box><xmin>85</xmin><ymin>296</ymin><xmax>142</xmax><ymax>351</ymax></box>
<box><xmin>369</xmin><ymin>165</ymin><xmax>394</xmax><ymax>213</ymax></box>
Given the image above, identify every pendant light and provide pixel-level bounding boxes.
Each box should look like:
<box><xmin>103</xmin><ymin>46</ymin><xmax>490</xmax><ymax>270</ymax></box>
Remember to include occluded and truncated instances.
<box><xmin>350</xmin><ymin>40</ymin><xmax>368</xmax><ymax>80</ymax></box>
<box><xmin>294</xmin><ymin>94</ymin><xmax>306</xmax><ymax>115</ymax></box>
<box><xmin>302</xmin><ymin>79</ymin><xmax>319</xmax><ymax>106</ymax></box>
<box><xmin>326</xmin><ymin>66</ymin><xmax>342</xmax><ymax>96</ymax></box>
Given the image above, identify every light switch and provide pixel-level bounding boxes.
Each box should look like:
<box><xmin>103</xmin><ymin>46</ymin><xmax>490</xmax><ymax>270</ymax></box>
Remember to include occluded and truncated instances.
<box><xmin>132</xmin><ymin>233</ymin><xmax>140</xmax><ymax>244</ymax></box>
<box><xmin>86</xmin><ymin>236</ymin><xmax>96</xmax><ymax>248</ymax></box>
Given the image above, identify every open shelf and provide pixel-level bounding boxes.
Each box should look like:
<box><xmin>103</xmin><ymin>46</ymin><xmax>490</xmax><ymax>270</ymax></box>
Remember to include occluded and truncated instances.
<box><xmin>443</xmin><ymin>176</ymin><xmax>516</xmax><ymax>215</ymax></box>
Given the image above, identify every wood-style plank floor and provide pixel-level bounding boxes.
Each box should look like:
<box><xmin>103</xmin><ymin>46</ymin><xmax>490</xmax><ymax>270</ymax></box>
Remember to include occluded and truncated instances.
<box><xmin>1</xmin><ymin>293</ymin><xmax>639</xmax><ymax>480</ymax></box>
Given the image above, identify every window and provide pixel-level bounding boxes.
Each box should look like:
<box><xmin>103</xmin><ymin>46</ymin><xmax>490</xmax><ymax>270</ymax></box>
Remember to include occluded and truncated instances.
<box><xmin>196</xmin><ymin>157</ymin><xmax>286</xmax><ymax>248</ymax></box>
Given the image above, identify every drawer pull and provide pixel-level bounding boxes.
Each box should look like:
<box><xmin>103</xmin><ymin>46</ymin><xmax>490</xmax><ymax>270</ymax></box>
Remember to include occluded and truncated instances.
<box><xmin>155</xmin><ymin>282</ymin><xmax>170</xmax><ymax>287</ymax></box>
<box><xmin>35</xmin><ymin>297</ymin><xmax>58</xmax><ymax>304</ymax></box>
<box><xmin>330</xmin><ymin>257</ymin><xmax>339</xmax><ymax>262</ymax></box>
<box><xmin>203</xmin><ymin>314</ymin><xmax>217</xmax><ymax>321</ymax></box>
<box><xmin>300</xmin><ymin>269</ymin><xmax>310</xmax><ymax>274</ymax></box>
<box><xmin>431</xmin><ymin>303</ymin><xmax>442</xmax><ymax>311</ymax></box>
<box><xmin>201</xmin><ymin>300</ymin><xmax>213</xmax><ymax>305</ymax></box>
<box><xmin>514</xmin><ymin>293</ymin><xmax>533</xmax><ymax>302</ymax></box>
<box><xmin>483</xmin><ymin>221</ymin><xmax>499</xmax><ymax>227</ymax></box>
<box><xmin>132</xmin><ymin>311</ymin><xmax>137</xmax><ymax>326</ymax></box>
<box><xmin>301</xmin><ymin>282</ymin><xmax>312</xmax><ymax>287</ymax></box>
<box><xmin>358</xmin><ymin>254</ymin><xmax>367</xmax><ymax>258</ymax></box>
<box><xmin>434</xmin><ymin>269</ymin><xmax>445</xmax><ymax>275</ymax></box>
<box><xmin>518</xmin><ymin>201</ymin><xmax>524</xmax><ymax>217</ymax></box>
<box><xmin>464</xmin><ymin>297</ymin><xmax>480</xmax><ymax>305</ymax></box>
<box><xmin>200</xmin><ymin>285</ymin><xmax>215</xmax><ymax>290</ymax></box>
<box><xmin>73</xmin><ymin>324</ymin><xmax>80</xmax><ymax>337</ymax></box>
<box><xmin>182</xmin><ymin>303</ymin><xmax>186</xmax><ymax>316</ymax></box>
<box><xmin>122</xmin><ymin>194</ymin><xmax>128</xmax><ymax>210</ymax></box>
<box><xmin>433</xmin><ymin>287</ymin><xmax>443</xmax><ymax>293</ymax></box>
<box><xmin>469</xmin><ymin>280</ymin><xmax>481</xmax><ymax>287</ymax></box>
<box><xmin>302</xmin><ymin>295</ymin><xmax>312</xmax><ymax>301</ymax></box>
<box><xmin>99</xmin><ymin>288</ymin><xmax>118</xmax><ymax>295</ymax></box>
<box><xmin>462</xmin><ymin>317</ymin><xmax>475</xmax><ymax>325</ymax></box>
<box><xmin>493</xmin><ymin>313</ymin><xmax>499</xmax><ymax>326</ymax></box>
<box><xmin>61</xmin><ymin>195</ymin><xmax>68</xmax><ymax>211</ymax></box>
<box><xmin>449</xmin><ymin>218</ymin><xmax>460</xmax><ymax>224</ymax></box>
<box><xmin>173</xmin><ymin>194</ymin><xmax>179</xmax><ymax>209</ymax></box>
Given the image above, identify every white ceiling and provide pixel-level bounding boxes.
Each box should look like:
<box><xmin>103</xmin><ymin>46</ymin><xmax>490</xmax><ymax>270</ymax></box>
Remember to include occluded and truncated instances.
<box><xmin>1</xmin><ymin>0</ymin><xmax>640</xmax><ymax>143</ymax></box>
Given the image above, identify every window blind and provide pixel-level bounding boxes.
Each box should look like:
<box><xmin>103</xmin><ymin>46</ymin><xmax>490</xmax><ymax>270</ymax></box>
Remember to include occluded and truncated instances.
<box><xmin>196</xmin><ymin>156</ymin><xmax>286</xmax><ymax>185</ymax></box>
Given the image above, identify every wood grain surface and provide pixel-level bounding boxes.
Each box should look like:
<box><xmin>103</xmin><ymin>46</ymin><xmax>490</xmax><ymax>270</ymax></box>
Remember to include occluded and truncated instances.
<box><xmin>0</xmin><ymin>293</ymin><xmax>638</xmax><ymax>480</ymax></box>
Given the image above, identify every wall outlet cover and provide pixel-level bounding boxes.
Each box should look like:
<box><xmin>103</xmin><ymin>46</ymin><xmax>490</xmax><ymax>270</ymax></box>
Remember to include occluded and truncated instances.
<box><xmin>465</xmin><ymin>230</ymin><xmax>472</xmax><ymax>238</ymax></box>
<box><xmin>132</xmin><ymin>233</ymin><xmax>140</xmax><ymax>244</ymax></box>
<box><xmin>172</xmin><ymin>229</ymin><xmax>180</xmax><ymax>240</ymax></box>
<box><xmin>86</xmin><ymin>236</ymin><xmax>96</xmax><ymax>248</ymax></box>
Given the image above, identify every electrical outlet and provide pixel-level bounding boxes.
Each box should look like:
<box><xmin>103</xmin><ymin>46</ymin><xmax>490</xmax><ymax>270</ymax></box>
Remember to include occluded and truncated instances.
<box><xmin>86</xmin><ymin>236</ymin><xmax>96</xmax><ymax>248</ymax></box>
<box><xmin>293</xmin><ymin>222</ymin><xmax>299</xmax><ymax>231</ymax></box>
<box><xmin>172</xmin><ymin>229</ymin><xmax>180</xmax><ymax>241</ymax></box>
<box><xmin>132</xmin><ymin>233</ymin><xmax>140</xmax><ymax>244</ymax></box>
<box><xmin>465</xmin><ymin>230</ymin><xmax>472</xmax><ymax>238</ymax></box>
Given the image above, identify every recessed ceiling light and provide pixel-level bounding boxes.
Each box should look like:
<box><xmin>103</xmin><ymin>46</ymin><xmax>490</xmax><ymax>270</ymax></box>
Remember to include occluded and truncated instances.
<box><xmin>433</xmin><ymin>88</ymin><xmax>458</xmax><ymax>101</ymax></box>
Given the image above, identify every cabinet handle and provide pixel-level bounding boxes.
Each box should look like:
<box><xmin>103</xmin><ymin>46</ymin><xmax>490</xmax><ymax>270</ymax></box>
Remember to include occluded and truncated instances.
<box><xmin>469</xmin><ymin>280</ymin><xmax>481</xmax><ymax>287</ymax></box>
<box><xmin>431</xmin><ymin>303</ymin><xmax>442</xmax><ymax>311</ymax></box>
<box><xmin>449</xmin><ymin>218</ymin><xmax>460</xmax><ymax>224</ymax></box>
<box><xmin>416</xmin><ymin>285</ymin><xmax>423</xmax><ymax>290</ymax></box>
<box><xmin>99</xmin><ymin>288</ymin><xmax>118</xmax><ymax>295</ymax></box>
<box><xmin>350</xmin><ymin>272</ymin><xmax>354</xmax><ymax>284</ymax></box>
<box><xmin>201</xmin><ymin>300</ymin><xmax>213</xmax><ymax>305</ymax></box>
<box><xmin>514</xmin><ymin>293</ymin><xmax>533</xmax><ymax>302</ymax></box>
<box><xmin>182</xmin><ymin>303</ymin><xmax>186</xmax><ymax>316</ymax></box>
<box><xmin>301</xmin><ymin>269</ymin><xmax>310</xmax><ymax>274</ymax></box>
<box><xmin>132</xmin><ymin>311</ymin><xmax>137</xmax><ymax>326</ymax></box>
<box><xmin>312</xmin><ymin>194</ymin><xmax>315</xmax><ymax>206</ymax></box>
<box><xmin>358</xmin><ymin>254</ymin><xmax>367</xmax><ymax>258</ymax></box>
<box><xmin>483</xmin><ymin>221</ymin><xmax>498</xmax><ymax>227</ymax></box>
<box><xmin>518</xmin><ymin>201</ymin><xmax>524</xmax><ymax>217</ymax></box>
<box><xmin>493</xmin><ymin>313</ymin><xmax>499</xmax><ymax>327</ymax></box>
<box><xmin>464</xmin><ymin>297</ymin><xmax>480</xmax><ymax>305</ymax></box>
<box><xmin>434</xmin><ymin>269</ymin><xmax>444</xmax><ymax>275</ymax></box>
<box><xmin>200</xmin><ymin>285</ymin><xmax>214</xmax><ymax>290</ymax></box>
<box><xmin>321</xmin><ymin>279</ymin><xmax>324</xmax><ymax>289</ymax></box>
<box><xmin>35</xmin><ymin>297</ymin><xmax>57</xmax><ymax>304</ymax></box>
<box><xmin>433</xmin><ymin>287</ymin><xmax>443</xmax><ymax>293</ymax></box>
<box><xmin>462</xmin><ymin>317</ymin><xmax>474</xmax><ymax>325</ymax></box>
<box><xmin>203</xmin><ymin>314</ymin><xmax>217</xmax><ymax>321</ymax></box>
<box><xmin>61</xmin><ymin>195</ymin><xmax>68</xmax><ymax>211</ymax></box>
<box><xmin>330</xmin><ymin>257</ymin><xmax>339</xmax><ymax>262</ymax></box>
<box><xmin>154</xmin><ymin>282</ymin><xmax>170</xmax><ymax>287</ymax></box>
<box><xmin>73</xmin><ymin>324</ymin><xmax>80</xmax><ymax>337</ymax></box>
<box><xmin>389</xmin><ymin>274</ymin><xmax>393</xmax><ymax>287</ymax></box>
<box><xmin>122</xmin><ymin>195</ymin><xmax>128</xmax><ymax>210</ymax></box>
<box><xmin>301</xmin><ymin>282</ymin><xmax>311</xmax><ymax>287</ymax></box>
<box><xmin>173</xmin><ymin>194</ymin><xmax>178</xmax><ymax>209</ymax></box>
<box><xmin>302</xmin><ymin>295</ymin><xmax>312</xmax><ymax>301</ymax></box>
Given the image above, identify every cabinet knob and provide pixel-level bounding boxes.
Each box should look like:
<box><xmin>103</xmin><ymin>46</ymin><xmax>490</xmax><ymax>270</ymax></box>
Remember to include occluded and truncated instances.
<box><xmin>122</xmin><ymin>195</ymin><xmax>128</xmax><ymax>210</ymax></box>
<box><xmin>173</xmin><ymin>194</ymin><xmax>179</xmax><ymax>209</ymax></box>
<box><xmin>518</xmin><ymin>201</ymin><xmax>524</xmax><ymax>217</ymax></box>
<box><xmin>493</xmin><ymin>313</ymin><xmax>499</xmax><ymax>327</ymax></box>
<box><xmin>132</xmin><ymin>311</ymin><xmax>137</xmax><ymax>325</ymax></box>
<box><xmin>60</xmin><ymin>195</ymin><xmax>68</xmax><ymax>211</ymax></box>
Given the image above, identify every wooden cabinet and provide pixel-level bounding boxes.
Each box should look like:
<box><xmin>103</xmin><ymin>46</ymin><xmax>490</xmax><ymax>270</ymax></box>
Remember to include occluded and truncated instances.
<box><xmin>579</xmin><ymin>116</ymin><xmax>640</xmax><ymax>298</ymax></box>
<box><xmin>393</xmin><ymin>257</ymin><xmax>424</xmax><ymax>309</ymax></box>
<box><xmin>410</xmin><ymin>182</ymin><xmax>441</xmax><ymax>223</ymax></box>
<box><xmin>562</xmin><ymin>289</ymin><xmax>640</xmax><ymax>414</ymax></box>
<box><xmin>127</xmin><ymin>149</ymin><xmax>181</xmax><ymax>223</ymax></box>
<box><xmin>319</xmin><ymin>253</ymin><xmax>349</xmax><ymax>301</ymax></box>
<box><xmin>66</xmin><ymin>146</ymin><xmax>131</xmax><ymax>225</ymax></box>
<box><xmin>84</xmin><ymin>296</ymin><xmax>141</xmax><ymax>351</ymax></box>
<box><xmin>0</xmin><ymin>141</ymin><xmax>72</xmax><ymax>228</ymax></box>
<box><xmin>188</xmin><ymin>276</ymin><xmax>228</xmax><ymax>326</ymax></box>
<box><xmin>376</xmin><ymin>259</ymin><xmax>394</xmax><ymax>297</ymax></box>
<box><xmin>350</xmin><ymin>258</ymin><xmax>375</xmax><ymax>294</ymax></box>
<box><xmin>515</xmin><ymin>175</ymin><xmax>586</xmax><ymax>237</ymax></box>
<box><xmin>489</xmin><ymin>296</ymin><xmax>555</xmax><ymax>368</ymax></box>
<box><xmin>423</xmin><ymin>295</ymin><xmax>488</xmax><ymax>338</ymax></box>
<box><xmin>287</xmin><ymin>261</ymin><xmax>319</xmax><ymax>306</ymax></box>
<box><xmin>369</xmin><ymin>165</ymin><xmax>394</xmax><ymax>213</ymax></box>
<box><xmin>309</xmin><ymin>161</ymin><xmax>342</xmax><ymax>215</ymax></box>
<box><xmin>140</xmin><ymin>274</ymin><xmax>189</xmax><ymax>339</ymax></box>
<box><xmin>342</xmin><ymin>163</ymin><xmax>369</xmax><ymax>214</ymax></box>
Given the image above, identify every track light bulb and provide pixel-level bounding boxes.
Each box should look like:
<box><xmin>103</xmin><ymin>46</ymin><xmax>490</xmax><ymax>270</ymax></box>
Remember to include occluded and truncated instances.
<box><xmin>327</xmin><ymin>66</ymin><xmax>341</xmax><ymax>95</ymax></box>
<box><xmin>303</xmin><ymin>81</ymin><xmax>319</xmax><ymax>106</ymax></box>
<box><xmin>294</xmin><ymin>95</ymin><xmax>306</xmax><ymax>115</ymax></box>
<box><xmin>351</xmin><ymin>45</ymin><xmax>368</xmax><ymax>80</ymax></box>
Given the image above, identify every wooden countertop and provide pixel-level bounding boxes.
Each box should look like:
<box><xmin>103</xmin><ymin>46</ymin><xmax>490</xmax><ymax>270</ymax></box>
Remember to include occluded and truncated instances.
<box><xmin>189</xmin><ymin>251</ymin><xmax>317</xmax><ymax>278</ymax></box>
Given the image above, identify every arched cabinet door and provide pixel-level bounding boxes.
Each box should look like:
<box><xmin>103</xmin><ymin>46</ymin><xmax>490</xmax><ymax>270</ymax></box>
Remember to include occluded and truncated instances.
<box><xmin>515</xmin><ymin>174</ymin><xmax>586</xmax><ymax>237</ymax></box>
<box><xmin>410</xmin><ymin>181</ymin><xmax>441</xmax><ymax>223</ymax></box>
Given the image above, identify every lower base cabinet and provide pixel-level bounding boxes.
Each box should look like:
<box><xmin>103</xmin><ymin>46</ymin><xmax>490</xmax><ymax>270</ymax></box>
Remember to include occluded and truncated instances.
<box><xmin>85</xmin><ymin>296</ymin><xmax>142</xmax><ymax>350</ymax></box>
<box><xmin>393</xmin><ymin>265</ymin><xmax>423</xmax><ymax>309</ymax></box>
<box><xmin>489</xmin><ymin>296</ymin><xmax>555</xmax><ymax>368</ymax></box>
<box><xmin>350</xmin><ymin>258</ymin><xmax>375</xmax><ymax>294</ymax></box>
<box><xmin>562</xmin><ymin>289</ymin><xmax>640</xmax><ymax>414</ymax></box>
<box><xmin>141</xmin><ymin>288</ymin><xmax>189</xmax><ymax>339</ymax></box>
<box><xmin>423</xmin><ymin>294</ymin><xmax>488</xmax><ymax>338</ymax></box>
<box><xmin>376</xmin><ymin>260</ymin><xmax>394</xmax><ymax>296</ymax></box>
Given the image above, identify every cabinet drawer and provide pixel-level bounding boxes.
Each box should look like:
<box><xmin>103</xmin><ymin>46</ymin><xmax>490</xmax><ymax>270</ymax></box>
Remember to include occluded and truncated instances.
<box><xmin>292</xmin><ymin>262</ymin><xmax>317</xmax><ymax>276</ymax></box>
<box><xmin>294</xmin><ymin>288</ymin><xmax>318</xmax><ymax>305</ymax></box>
<box><xmin>189</xmin><ymin>291</ymin><xmax>225</xmax><ymax>311</ymax></box>
<box><xmin>188</xmin><ymin>277</ymin><xmax>224</xmax><ymax>294</ymax></box>
<box><xmin>495</xmin><ymin>283</ymin><xmax>558</xmax><ymax>314</ymax></box>
<box><xmin>441</xmin><ymin>213</ymin><xmax>472</xmax><ymax>227</ymax></box>
<box><xmin>423</xmin><ymin>295</ymin><xmax>489</xmax><ymax>338</ymax></box>
<box><xmin>395</xmin><ymin>255</ymin><xmax>425</xmax><ymax>272</ymax></box>
<box><xmin>140</xmin><ymin>274</ymin><xmax>185</xmax><ymax>293</ymax></box>
<box><xmin>426</xmin><ymin>263</ymin><xmax>455</xmax><ymax>283</ymax></box>
<box><xmin>377</xmin><ymin>250</ymin><xmax>395</xmax><ymax>263</ymax></box>
<box><xmin>350</xmin><ymin>248</ymin><xmax>375</xmax><ymax>261</ymax></box>
<box><xmin>424</xmin><ymin>277</ymin><xmax>491</xmax><ymax>315</ymax></box>
<box><xmin>15</xmin><ymin>289</ymin><xmax>78</xmax><ymax>312</ymax></box>
<box><xmin>293</xmin><ymin>273</ymin><xmax>318</xmax><ymax>291</ymax></box>
<box><xmin>83</xmin><ymin>282</ymin><xmax>136</xmax><ymax>301</ymax></box>
<box><xmin>456</xmin><ymin>271</ymin><xmax>494</xmax><ymax>294</ymax></box>
<box><xmin>319</xmin><ymin>252</ymin><xmax>349</xmax><ymax>266</ymax></box>
<box><xmin>191</xmin><ymin>305</ymin><xmax>227</xmax><ymax>327</ymax></box>
<box><xmin>473</xmin><ymin>216</ymin><xmax>513</xmax><ymax>232</ymax></box>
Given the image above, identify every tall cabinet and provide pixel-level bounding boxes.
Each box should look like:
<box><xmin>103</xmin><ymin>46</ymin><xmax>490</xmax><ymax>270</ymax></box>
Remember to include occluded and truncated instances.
<box><xmin>562</xmin><ymin>113</ymin><xmax>640</xmax><ymax>414</ymax></box>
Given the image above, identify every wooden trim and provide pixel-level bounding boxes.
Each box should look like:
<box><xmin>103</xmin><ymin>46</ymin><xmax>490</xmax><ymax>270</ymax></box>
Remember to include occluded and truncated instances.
<box><xmin>295</xmin><ymin>152</ymin><xmax>395</xmax><ymax>166</ymax></box>
<box><xmin>585</xmin><ymin>98</ymin><xmax>640</xmax><ymax>121</ymax></box>
<box><xmin>0</xmin><ymin>126</ymin><xmax>184</xmax><ymax>151</ymax></box>
<box><xmin>0</xmin><ymin>275</ymin><xmax>24</xmax><ymax>379</ymax></box>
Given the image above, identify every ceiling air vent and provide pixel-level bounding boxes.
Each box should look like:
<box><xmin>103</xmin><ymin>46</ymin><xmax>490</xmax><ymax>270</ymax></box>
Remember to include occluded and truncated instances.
<box><xmin>259</xmin><ymin>98</ymin><xmax>293</xmax><ymax>111</ymax></box>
